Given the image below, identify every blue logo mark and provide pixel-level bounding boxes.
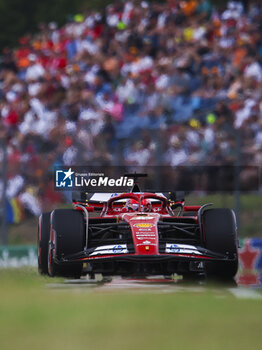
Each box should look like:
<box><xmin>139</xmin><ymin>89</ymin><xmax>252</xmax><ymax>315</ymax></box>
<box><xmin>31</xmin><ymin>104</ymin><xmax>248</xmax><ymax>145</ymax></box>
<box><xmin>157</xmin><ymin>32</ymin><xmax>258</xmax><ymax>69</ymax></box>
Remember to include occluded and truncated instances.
<box><xmin>113</xmin><ymin>245</ymin><xmax>124</xmax><ymax>253</ymax></box>
<box><xmin>56</xmin><ymin>168</ymin><xmax>74</xmax><ymax>188</ymax></box>
<box><xmin>170</xmin><ymin>244</ymin><xmax>180</xmax><ymax>253</ymax></box>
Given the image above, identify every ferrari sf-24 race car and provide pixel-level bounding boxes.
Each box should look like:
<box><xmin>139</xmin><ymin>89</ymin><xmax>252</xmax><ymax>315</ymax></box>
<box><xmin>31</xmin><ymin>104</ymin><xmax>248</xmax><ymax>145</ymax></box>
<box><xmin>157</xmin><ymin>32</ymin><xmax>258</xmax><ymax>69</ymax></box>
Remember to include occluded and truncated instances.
<box><xmin>38</xmin><ymin>177</ymin><xmax>239</xmax><ymax>280</ymax></box>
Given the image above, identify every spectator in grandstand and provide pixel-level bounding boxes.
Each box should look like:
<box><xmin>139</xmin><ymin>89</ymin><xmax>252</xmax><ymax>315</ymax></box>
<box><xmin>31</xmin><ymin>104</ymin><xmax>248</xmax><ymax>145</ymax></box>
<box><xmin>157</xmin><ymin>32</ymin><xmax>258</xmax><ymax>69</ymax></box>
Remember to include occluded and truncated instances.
<box><xmin>1</xmin><ymin>0</ymin><xmax>262</xmax><ymax>220</ymax></box>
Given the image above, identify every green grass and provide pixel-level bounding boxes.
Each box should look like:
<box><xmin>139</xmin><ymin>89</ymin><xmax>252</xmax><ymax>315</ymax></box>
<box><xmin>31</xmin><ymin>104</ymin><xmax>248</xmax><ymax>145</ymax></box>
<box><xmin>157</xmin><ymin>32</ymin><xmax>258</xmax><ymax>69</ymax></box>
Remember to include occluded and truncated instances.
<box><xmin>0</xmin><ymin>268</ymin><xmax>262</xmax><ymax>350</ymax></box>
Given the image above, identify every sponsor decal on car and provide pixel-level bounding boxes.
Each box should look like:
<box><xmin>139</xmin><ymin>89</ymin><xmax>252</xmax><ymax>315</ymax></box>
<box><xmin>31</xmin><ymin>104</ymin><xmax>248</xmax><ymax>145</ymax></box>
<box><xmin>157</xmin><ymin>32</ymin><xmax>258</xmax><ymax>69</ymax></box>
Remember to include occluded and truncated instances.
<box><xmin>90</xmin><ymin>244</ymin><xmax>128</xmax><ymax>256</ymax></box>
<box><xmin>136</xmin><ymin>240</ymin><xmax>157</xmax><ymax>246</ymax></box>
<box><xmin>169</xmin><ymin>244</ymin><xmax>180</xmax><ymax>253</ymax></box>
<box><xmin>130</xmin><ymin>216</ymin><xmax>155</xmax><ymax>220</ymax></box>
<box><xmin>136</xmin><ymin>232</ymin><xmax>156</xmax><ymax>235</ymax></box>
<box><xmin>142</xmin><ymin>240</ymin><xmax>152</xmax><ymax>244</ymax></box>
<box><xmin>137</xmin><ymin>242</ymin><xmax>157</xmax><ymax>246</ymax></box>
<box><xmin>136</xmin><ymin>232</ymin><xmax>156</xmax><ymax>237</ymax></box>
<box><xmin>136</xmin><ymin>233</ymin><xmax>156</xmax><ymax>237</ymax></box>
<box><xmin>165</xmin><ymin>243</ymin><xmax>202</xmax><ymax>255</ymax></box>
<box><xmin>137</xmin><ymin>237</ymin><xmax>156</xmax><ymax>241</ymax></box>
<box><xmin>138</xmin><ymin>228</ymin><xmax>153</xmax><ymax>231</ymax></box>
<box><xmin>112</xmin><ymin>245</ymin><xmax>124</xmax><ymax>253</ymax></box>
<box><xmin>134</xmin><ymin>223</ymin><xmax>154</xmax><ymax>228</ymax></box>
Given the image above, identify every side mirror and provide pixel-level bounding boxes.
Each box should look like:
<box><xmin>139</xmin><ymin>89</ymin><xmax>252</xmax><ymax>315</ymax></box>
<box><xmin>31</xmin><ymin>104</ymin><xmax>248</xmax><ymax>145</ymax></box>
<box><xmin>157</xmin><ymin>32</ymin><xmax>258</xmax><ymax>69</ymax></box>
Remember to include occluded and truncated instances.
<box><xmin>171</xmin><ymin>203</ymin><xmax>183</xmax><ymax>210</ymax></box>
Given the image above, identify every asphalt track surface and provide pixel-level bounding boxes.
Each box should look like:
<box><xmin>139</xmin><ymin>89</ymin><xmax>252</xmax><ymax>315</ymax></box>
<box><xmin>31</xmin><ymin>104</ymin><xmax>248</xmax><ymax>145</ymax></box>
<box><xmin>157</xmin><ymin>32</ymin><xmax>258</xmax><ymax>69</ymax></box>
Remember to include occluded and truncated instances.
<box><xmin>47</xmin><ymin>276</ymin><xmax>262</xmax><ymax>300</ymax></box>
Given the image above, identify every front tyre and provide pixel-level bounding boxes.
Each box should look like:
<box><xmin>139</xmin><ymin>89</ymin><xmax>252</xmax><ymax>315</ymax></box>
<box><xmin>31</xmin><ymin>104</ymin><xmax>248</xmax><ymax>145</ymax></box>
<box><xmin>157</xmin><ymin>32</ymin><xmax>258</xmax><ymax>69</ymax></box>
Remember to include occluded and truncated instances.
<box><xmin>38</xmin><ymin>212</ymin><xmax>51</xmax><ymax>275</ymax></box>
<box><xmin>202</xmin><ymin>208</ymin><xmax>238</xmax><ymax>280</ymax></box>
<box><xmin>48</xmin><ymin>209</ymin><xmax>84</xmax><ymax>278</ymax></box>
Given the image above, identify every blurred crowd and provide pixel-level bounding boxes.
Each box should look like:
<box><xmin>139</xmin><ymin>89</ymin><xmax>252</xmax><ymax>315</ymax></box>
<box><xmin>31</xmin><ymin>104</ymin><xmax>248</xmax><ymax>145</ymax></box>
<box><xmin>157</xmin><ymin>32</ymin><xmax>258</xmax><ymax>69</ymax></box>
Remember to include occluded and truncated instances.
<box><xmin>0</xmin><ymin>0</ymin><xmax>262</xmax><ymax>219</ymax></box>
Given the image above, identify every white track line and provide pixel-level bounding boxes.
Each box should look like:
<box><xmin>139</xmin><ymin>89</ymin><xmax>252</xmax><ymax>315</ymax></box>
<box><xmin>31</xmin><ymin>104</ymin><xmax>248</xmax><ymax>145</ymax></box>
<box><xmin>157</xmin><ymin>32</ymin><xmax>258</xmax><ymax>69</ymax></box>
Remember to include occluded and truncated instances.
<box><xmin>228</xmin><ymin>288</ymin><xmax>262</xmax><ymax>299</ymax></box>
<box><xmin>47</xmin><ymin>278</ymin><xmax>262</xmax><ymax>299</ymax></box>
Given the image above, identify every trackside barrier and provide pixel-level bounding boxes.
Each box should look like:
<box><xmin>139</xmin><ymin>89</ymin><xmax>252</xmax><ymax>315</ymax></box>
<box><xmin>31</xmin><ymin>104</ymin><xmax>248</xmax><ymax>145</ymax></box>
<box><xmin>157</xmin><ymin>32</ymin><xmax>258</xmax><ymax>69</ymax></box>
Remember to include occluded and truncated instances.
<box><xmin>237</xmin><ymin>238</ymin><xmax>262</xmax><ymax>286</ymax></box>
<box><xmin>0</xmin><ymin>240</ymin><xmax>262</xmax><ymax>286</ymax></box>
<box><xmin>0</xmin><ymin>245</ymin><xmax>37</xmax><ymax>268</ymax></box>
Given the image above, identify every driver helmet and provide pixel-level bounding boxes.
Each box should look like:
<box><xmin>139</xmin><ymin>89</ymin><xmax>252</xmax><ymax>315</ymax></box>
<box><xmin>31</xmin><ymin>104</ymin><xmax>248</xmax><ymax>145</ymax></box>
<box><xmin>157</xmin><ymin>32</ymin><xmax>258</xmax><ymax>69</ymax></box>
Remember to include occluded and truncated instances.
<box><xmin>141</xmin><ymin>199</ymin><xmax>152</xmax><ymax>212</ymax></box>
<box><xmin>126</xmin><ymin>198</ymin><xmax>139</xmax><ymax>211</ymax></box>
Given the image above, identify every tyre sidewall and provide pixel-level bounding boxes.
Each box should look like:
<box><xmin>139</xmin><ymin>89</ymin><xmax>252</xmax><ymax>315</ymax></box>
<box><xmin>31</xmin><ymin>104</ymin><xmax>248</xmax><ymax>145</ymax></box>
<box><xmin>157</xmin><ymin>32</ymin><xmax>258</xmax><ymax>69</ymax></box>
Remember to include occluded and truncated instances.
<box><xmin>38</xmin><ymin>212</ymin><xmax>50</xmax><ymax>274</ymax></box>
<box><xmin>48</xmin><ymin>209</ymin><xmax>84</xmax><ymax>278</ymax></box>
<box><xmin>202</xmin><ymin>208</ymin><xmax>238</xmax><ymax>279</ymax></box>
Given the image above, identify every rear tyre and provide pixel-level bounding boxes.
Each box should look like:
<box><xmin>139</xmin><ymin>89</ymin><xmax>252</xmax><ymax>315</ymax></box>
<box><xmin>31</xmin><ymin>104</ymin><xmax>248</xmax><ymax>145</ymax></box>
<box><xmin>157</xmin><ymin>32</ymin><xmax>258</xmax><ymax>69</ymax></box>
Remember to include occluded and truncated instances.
<box><xmin>202</xmin><ymin>208</ymin><xmax>238</xmax><ymax>280</ymax></box>
<box><xmin>48</xmin><ymin>209</ymin><xmax>84</xmax><ymax>278</ymax></box>
<box><xmin>38</xmin><ymin>212</ymin><xmax>51</xmax><ymax>275</ymax></box>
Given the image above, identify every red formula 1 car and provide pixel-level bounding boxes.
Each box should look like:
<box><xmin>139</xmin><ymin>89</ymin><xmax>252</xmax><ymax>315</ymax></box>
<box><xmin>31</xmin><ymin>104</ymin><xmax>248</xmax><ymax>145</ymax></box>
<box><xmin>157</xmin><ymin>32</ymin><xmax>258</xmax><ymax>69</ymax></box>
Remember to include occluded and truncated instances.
<box><xmin>38</xmin><ymin>178</ymin><xmax>239</xmax><ymax>280</ymax></box>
